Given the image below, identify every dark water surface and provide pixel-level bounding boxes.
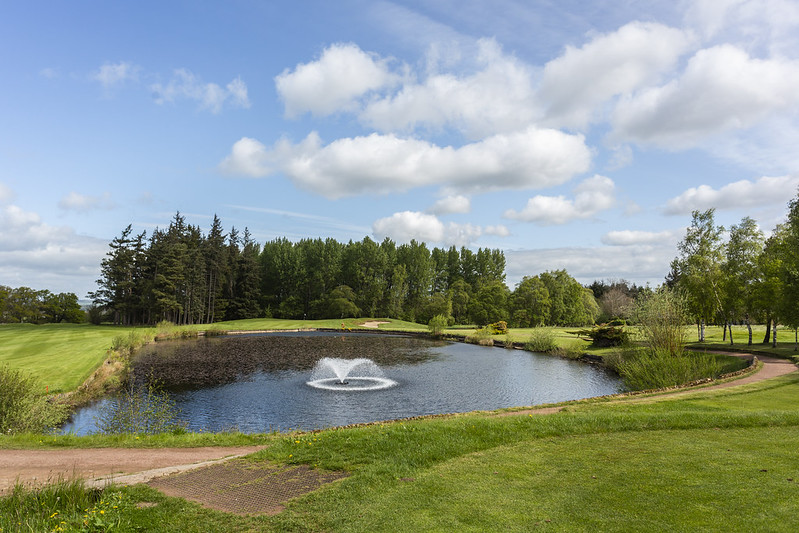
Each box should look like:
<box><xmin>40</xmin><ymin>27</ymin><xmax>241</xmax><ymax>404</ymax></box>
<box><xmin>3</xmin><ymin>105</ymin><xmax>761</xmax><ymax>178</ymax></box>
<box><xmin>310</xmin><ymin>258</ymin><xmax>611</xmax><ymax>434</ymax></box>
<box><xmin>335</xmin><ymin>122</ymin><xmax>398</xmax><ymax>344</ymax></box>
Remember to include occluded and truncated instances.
<box><xmin>64</xmin><ymin>332</ymin><xmax>622</xmax><ymax>434</ymax></box>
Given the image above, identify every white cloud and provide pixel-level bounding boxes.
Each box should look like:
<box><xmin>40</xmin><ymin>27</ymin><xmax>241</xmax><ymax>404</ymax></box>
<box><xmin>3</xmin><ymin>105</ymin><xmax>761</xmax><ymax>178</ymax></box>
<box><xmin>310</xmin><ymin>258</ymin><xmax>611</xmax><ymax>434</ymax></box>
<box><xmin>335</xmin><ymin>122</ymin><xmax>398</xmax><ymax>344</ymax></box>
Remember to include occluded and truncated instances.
<box><xmin>504</xmin><ymin>175</ymin><xmax>616</xmax><ymax>225</ymax></box>
<box><xmin>606</xmin><ymin>145</ymin><xmax>633</xmax><ymax>171</ymax></box>
<box><xmin>506</xmin><ymin>244</ymin><xmax>673</xmax><ymax>288</ymax></box>
<box><xmin>663</xmin><ymin>175</ymin><xmax>799</xmax><ymax>214</ymax></box>
<box><xmin>275</xmin><ymin>43</ymin><xmax>397</xmax><ymax>118</ymax></box>
<box><xmin>539</xmin><ymin>21</ymin><xmax>692</xmax><ymax>129</ymax></box>
<box><xmin>0</xmin><ymin>183</ymin><xmax>14</xmax><ymax>205</ymax></box>
<box><xmin>484</xmin><ymin>225</ymin><xmax>510</xmax><ymax>237</ymax></box>
<box><xmin>151</xmin><ymin>69</ymin><xmax>250</xmax><ymax>113</ymax></box>
<box><xmin>601</xmin><ymin>230</ymin><xmax>676</xmax><ymax>246</ymax></box>
<box><xmin>218</xmin><ymin>137</ymin><xmax>275</xmax><ymax>177</ymax></box>
<box><xmin>361</xmin><ymin>38</ymin><xmax>539</xmax><ymax>138</ymax></box>
<box><xmin>611</xmin><ymin>44</ymin><xmax>799</xmax><ymax>149</ymax></box>
<box><xmin>58</xmin><ymin>191</ymin><xmax>115</xmax><ymax>212</ymax></box>
<box><xmin>372</xmin><ymin>210</ymin><xmax>498</xmax><ymax>247</ymax></box>
<box><xmin>685</xmin><ymin>0</ymin><xmax>799</xmax><ymax>56</ymax></box>
<box><xmin>0</xmin><ymin>205</ymin><xmax>107</xmax><ymax>295</ymax></box>
<box><xmin>92</xmin><ymin>61</ymin><xmax>140</xmax><ymax>88</ymax></box>
<box><xmin>427</xmin><ymin>195</ymin><xmax>470</xmax><ymax>215</ymax></box>
<box><xmin>219</xmin><ymin>126</ymin><xmax>590</xmax><ymax>198</ymax></box>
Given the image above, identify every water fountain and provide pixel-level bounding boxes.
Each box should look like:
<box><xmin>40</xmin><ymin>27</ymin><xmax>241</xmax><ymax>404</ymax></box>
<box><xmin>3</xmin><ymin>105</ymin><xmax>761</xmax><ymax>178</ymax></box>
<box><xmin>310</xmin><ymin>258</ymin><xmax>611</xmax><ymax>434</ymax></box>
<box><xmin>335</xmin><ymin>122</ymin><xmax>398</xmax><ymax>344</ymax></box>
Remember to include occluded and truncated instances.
<box><xmin>307</xmin><ymin>357</ymin><xmax>398</xmax><ymax>391</ymax></box>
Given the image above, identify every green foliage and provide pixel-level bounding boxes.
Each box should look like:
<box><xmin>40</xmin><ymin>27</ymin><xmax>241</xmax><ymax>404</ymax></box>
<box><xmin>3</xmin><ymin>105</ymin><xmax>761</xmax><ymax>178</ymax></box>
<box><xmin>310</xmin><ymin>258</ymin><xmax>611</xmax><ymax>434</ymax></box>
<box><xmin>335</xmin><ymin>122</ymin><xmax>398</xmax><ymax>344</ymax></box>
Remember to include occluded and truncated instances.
<box><xmin>524</xmin><ymin>327</ymin><xmax>558</xmax><ymax>353</ymax></box>
<box><xmin>0</xmin><ymin>285</ymin><xmax>85</xmax><ymax>324</ymax></box>
<box><xmin>427</xmin><ymin>314</ymin><xmax>448</xmax><ymax>337</ymax></box>
<box><xmin>632</xmin><ymin>288</ymin><xmax>689</xmax><ymax>357</ymax></box>
<box><xmin>94</xmin><ymin>382</ymin><xmax>186</xmax><ymax>435</ymax></box>
<box><xmin>0</xmin><ymin>364</ymin><xmax>70</xmax><ymax>434</ymax></box>
<box><xmin>488</xmin><ymin>320</ymin><xmax>507</xmax><ymax>334</ymax></box>
<box><xmin>572</xmin><ymin>324</ymin><xmax>629</xmax><ymax>347</ymax></box>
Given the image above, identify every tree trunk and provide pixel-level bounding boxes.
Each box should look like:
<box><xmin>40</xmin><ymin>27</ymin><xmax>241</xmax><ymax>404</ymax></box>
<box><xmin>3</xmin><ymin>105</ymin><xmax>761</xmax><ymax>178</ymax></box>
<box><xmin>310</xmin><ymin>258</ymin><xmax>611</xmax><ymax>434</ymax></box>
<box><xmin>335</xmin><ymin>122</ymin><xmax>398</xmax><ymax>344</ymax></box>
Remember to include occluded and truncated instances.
<box><xmin>772</xmin><ymin>319</ymin><xmax>778</xmax><ymax>348</ymax></box>
<box><xmin>700</xmin><ymin>319</ymin><xmax>706</xmax><ymax>342</ymax></box>
<box><xmin>729</xmin><ymin>319</ymin><xmax>733</xmax><ymax>345</ymax></box>
<box><xmin>722</xmin><ymin>322</ymin><xmax>727</xmax><ymax>342</ymax></box>
<box><xmin>697</xmin><ymin>322</ymin><xmax>701</xmax><ymax>342</ymax></box>
<box><xmin>747</xmin><ymin>316</ymin><xmax>753</xmax><ymax>346</ymax></box>
<box><xmin>763</xmin><ymin>318</ymin><xmax>771</xmax><ymax>344</ymax></box>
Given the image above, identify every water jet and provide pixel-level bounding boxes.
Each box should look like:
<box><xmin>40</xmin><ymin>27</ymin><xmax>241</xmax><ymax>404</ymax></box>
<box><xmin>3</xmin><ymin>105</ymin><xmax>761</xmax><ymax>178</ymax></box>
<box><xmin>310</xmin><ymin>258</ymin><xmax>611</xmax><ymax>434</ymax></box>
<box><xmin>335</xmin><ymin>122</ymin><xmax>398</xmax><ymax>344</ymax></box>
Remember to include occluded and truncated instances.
<box><xmin>307</xmin><ymin>357</ymin><xmax>397</xmax><ymax>391</ymax></box>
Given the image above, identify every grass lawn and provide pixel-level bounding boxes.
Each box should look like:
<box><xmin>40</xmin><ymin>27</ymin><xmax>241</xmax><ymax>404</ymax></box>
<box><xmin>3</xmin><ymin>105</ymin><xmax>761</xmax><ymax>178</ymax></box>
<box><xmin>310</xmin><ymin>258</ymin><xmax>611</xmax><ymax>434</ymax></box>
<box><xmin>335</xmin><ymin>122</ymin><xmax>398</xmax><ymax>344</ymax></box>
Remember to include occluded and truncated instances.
<box><xmin>0</xmin><ymin>323</ymin><xmax>134</xmax><ymax>392</ymax></box>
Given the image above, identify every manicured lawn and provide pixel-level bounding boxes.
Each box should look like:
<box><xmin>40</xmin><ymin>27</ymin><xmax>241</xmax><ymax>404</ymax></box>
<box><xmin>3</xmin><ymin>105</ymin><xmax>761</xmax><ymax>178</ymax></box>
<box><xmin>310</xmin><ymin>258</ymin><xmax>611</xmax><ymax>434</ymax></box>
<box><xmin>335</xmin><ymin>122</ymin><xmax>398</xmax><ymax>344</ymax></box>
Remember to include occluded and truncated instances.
<box><xmin>0</xmin><ymin>323</ymin><xmax>133</xmax><ymax>392</ymax></box>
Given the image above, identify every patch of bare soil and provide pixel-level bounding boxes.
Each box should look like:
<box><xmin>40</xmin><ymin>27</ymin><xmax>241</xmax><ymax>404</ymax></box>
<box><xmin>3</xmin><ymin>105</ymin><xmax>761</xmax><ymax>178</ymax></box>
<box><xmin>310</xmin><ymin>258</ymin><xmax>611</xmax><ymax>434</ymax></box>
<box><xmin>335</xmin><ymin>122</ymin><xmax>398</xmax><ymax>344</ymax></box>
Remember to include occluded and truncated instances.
<box><xmin>360</xmin><ymin>321</ymin><xmax>389</xmax><ymax>328</ymax></box>
<box><xmin>0</xmin><ymin>447</ymin><xmax>264</xmax><ymax>495</ymax></box>
<box><xmin>147</xmin><ymin>458</ymin><xmax>347</xmax><ymax>516</ymax></box>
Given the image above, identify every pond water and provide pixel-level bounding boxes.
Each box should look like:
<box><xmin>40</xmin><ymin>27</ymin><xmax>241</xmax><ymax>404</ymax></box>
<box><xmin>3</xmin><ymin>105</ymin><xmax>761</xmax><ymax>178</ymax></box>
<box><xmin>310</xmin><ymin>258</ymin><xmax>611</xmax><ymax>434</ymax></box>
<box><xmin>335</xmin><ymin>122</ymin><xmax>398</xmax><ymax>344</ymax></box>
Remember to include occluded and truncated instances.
<box><xmin>63</xmin><ymin>331</ymin><xmax>622</xmax><ymax>434</ymax></box>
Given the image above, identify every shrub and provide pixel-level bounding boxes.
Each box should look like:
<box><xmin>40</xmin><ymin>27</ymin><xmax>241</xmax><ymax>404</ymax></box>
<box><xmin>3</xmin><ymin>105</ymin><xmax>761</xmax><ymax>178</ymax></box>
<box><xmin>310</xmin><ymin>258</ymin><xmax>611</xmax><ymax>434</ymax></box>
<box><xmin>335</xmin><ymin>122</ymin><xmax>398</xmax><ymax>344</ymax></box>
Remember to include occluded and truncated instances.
<box><xmin>524</xmin><ymin>328</ymin><xmax>558</xmax><ymax>353</ymax></box>
<box><xmin>0</xmin><ymin>365</ymin><xmax>70</xmax><ymax>434</ymax></box>
<box><xmin>572</xmin><ymin>325</ymin><xmax>629</xmax><ymax>347</ymax></box>
<box><xmin>428</xmin><ymin>314</ymin><xmax>449</xmax><ymax>337</ymax></box>
<box><xmin>631</xmin><ymin>288</ymin><xmax>689</xmax><ymax>357</ymax></box>
<box><xmin>94</xmin><ymin>382</ymin><xmax>186</xmax><ymax>435</ymax></box>
<box><xmin>488</xmin><ymin>321</ymin><xmax>508</xmax><ymax>335</ymax></box>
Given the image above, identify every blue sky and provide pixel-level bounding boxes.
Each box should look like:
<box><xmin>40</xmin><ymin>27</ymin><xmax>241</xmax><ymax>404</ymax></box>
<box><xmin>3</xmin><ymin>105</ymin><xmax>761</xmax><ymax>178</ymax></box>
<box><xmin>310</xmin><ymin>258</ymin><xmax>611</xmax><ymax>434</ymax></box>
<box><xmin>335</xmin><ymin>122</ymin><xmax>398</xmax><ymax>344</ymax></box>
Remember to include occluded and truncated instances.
<box><xmin>2</xmin><ymin>0</ymin><xmax>799</xmax><ymax>298</ymax></box>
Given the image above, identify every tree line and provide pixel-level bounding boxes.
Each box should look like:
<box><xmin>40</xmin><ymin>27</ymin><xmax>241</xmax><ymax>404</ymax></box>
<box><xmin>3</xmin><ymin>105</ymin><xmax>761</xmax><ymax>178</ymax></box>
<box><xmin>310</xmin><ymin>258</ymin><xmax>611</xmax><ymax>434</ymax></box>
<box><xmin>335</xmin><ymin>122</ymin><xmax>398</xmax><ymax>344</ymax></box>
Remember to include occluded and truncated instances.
<box><xmin>0</xmin><ymin>285</ymin><xmax>84</xmax><ymax>324</ymax></box>
<box><xmin>668</xmin><ymin>190</ymin><xmax>799</xmax><ymax>345</ymax></box>
<box><xmin>91</xmin><ymin>212</ymin><xmax>601</xmax><ymax>327</ymax></box>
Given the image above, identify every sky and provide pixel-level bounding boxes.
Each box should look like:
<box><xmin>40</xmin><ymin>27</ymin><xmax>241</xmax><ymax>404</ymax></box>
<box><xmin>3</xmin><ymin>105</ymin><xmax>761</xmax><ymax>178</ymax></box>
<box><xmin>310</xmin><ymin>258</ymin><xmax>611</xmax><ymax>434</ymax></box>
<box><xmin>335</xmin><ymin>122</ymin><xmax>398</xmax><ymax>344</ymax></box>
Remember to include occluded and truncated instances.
<box><xmin>2</xmin><ymin>0</ymin><xmax>799</xmax><ymax>299</ymax></box>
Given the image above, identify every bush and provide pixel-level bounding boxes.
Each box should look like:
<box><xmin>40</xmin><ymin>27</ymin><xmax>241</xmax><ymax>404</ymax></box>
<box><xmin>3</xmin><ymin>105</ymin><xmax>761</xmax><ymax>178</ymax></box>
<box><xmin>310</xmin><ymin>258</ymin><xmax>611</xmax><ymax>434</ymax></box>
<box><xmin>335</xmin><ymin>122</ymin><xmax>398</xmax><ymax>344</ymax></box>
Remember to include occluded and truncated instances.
<box><xmin>488</xmin><ymin>321</ymin><xmax>508</xmax><ymax>335</ymax></box>
<box><xmin>94</xmin><ymin>382</ymin><xmax>186</xmax><ymax>435</ymax></box>
<box><xmin>631</xmin><ymin>288</ymin><xmax>689</xmax><ymax>357</ymax></box>
<box><xmin>524</xmin><ymin>328</ymin><xmax>559</xmax><ymax>353</ymax></box>
<box><xmin>572</xmin><ymin>325</ymin><xmax>629</xmax><ymax>347</ymax></box>
<box><xmin>428</xmin><ymin>314</ymin><xmax>449</xmax><ymax>337</ymax></box>
<box><xmin>0</xmin><ymin>365</ymin><xmax>69</xmax><ymax>434</ymax></box>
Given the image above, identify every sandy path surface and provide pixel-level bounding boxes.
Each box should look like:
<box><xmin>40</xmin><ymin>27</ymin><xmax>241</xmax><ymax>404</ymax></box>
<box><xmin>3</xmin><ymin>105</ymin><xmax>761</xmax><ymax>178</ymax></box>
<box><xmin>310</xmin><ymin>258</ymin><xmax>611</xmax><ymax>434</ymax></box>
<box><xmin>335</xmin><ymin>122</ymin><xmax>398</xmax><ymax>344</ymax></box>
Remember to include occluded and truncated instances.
<box><xmin>0</xmin><ymin>446</ymin><xmax>265</xmax><ymax>494</ymax></box>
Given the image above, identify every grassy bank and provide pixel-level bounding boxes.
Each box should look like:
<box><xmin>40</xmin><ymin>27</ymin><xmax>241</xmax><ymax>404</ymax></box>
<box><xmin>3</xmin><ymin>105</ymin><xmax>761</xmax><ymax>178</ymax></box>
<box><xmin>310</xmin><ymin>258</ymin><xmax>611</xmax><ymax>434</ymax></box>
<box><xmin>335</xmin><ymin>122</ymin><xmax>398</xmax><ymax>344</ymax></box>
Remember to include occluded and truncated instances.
<box><xmin>0</xmin><ymin>324</ymin><xmax>132</xmax><ymax>392</ymax></box>
<box><xmin>3</xmin><ymin>373</ymin><xmax>799</xmax><ymax>531</ymax></box>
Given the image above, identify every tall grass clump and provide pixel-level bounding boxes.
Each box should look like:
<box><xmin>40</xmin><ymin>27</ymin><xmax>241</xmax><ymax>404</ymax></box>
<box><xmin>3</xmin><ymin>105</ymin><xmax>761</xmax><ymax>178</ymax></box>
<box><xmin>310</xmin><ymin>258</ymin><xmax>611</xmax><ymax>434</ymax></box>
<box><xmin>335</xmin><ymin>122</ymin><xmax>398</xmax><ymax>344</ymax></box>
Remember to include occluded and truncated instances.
<box><xmin>465</xmin><ymin>327</ymin><xmax>494</xmax><ymax>346</ymax></box>
<box><xmin>0</xmin><ymin>479</ymin><xmax>132</xmax><ymax>532</ymax></box>
<box><xmin>0</xmin><ymin>364</ymin><xmax>70</xmax><ymax>434</ymax></box>
<box><xmin>616</xmin><ymin>349</ymin><xmax>724</xmax><ymax>390</ymax></box>
<box><xmin>524</xmin><ymin>327</ymin><xmax>558</xmax><ymax>353</ymax></box>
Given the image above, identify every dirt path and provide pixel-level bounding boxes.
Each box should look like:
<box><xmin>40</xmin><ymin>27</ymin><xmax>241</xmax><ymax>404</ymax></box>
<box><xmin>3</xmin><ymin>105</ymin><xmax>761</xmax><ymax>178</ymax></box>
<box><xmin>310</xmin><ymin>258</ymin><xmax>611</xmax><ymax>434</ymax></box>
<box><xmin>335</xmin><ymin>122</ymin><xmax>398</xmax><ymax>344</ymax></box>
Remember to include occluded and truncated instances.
<box><xmin>0</xmin><ymin>446</ymin><xmax>265</xmax><ymax>494</ymax></box>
